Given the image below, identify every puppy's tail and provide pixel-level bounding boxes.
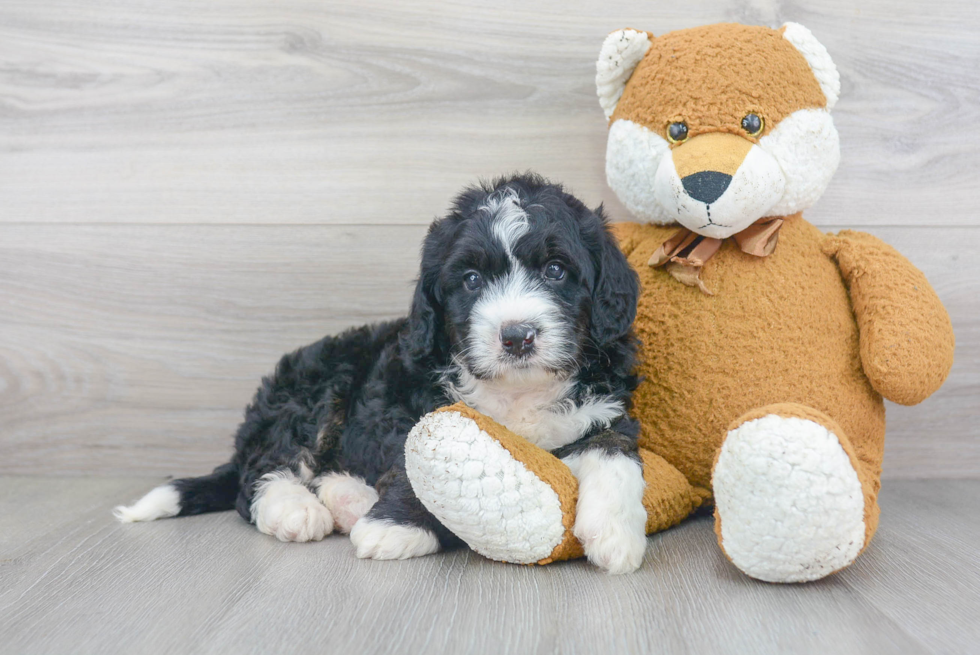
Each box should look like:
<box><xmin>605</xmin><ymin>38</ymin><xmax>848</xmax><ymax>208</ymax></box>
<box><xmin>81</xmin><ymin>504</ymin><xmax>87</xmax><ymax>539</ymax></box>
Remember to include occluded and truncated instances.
<box><xmin>114</xmin><ymin>461</ymin><xmax>240</xmax><ymax>523</ymax></box>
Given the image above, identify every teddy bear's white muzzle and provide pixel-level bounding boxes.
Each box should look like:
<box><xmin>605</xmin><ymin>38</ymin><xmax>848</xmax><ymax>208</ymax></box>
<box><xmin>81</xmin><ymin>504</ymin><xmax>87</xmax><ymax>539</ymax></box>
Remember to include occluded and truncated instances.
<box><xmin>653</xmin><ymin>143</ymin><xmax>785</xmax><ymax>240</ymax></box>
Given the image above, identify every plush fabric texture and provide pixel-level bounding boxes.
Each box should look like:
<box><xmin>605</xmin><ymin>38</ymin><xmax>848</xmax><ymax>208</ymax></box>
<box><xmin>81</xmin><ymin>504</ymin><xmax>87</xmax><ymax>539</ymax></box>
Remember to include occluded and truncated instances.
<box><xmin>718</xmin><ymin>403</ymin><xmax>881</xmax><ymax>555</ymax></box>
<box><xmin>404</xmin><ymin>405</ymin><xmax>570</xmax><ymax>564</ymax></box>
<box><xmin>712</xmin><ymin>405</ymin><xmax>868</xmax><ymax>582</ymax></box>
<box><xmin>824</xmin><ymin>231</ymin><xmax>956</xmax><ymax>405</ymax></box>
<box><xmin>611</xmin><ymin>23</ymin><xmax>827</xmax><ymax>141</ymax></box>
<box><xmin>596</xmin><ymin>29</ymin><xmax>652</xmax><ymax>120</ymax></box>
<box><xmin>404</xmin><ymin>21</ymin><xmax>955</xmax><ymax>580</ymax></box>
<box><xmin>616</xmin><ymin>216</ymin><xmax>893</xmax><ymax>495</ymax></box>
<box><xmin>428</xmin><ymin>403</ymin><xmax>585</xmax><ymax>563</ymax></box>
<box><xmin>408</xmin><ymin>214</ymin><xmax>952</xmax><ymax>573</ymax></box>
<box><xmin>638</xmin><ymin>448</ymin><xmax>707</xmax><ymax>534</ymax></box>
<box><xmin>407</xmin><ymin>403</ymin><xmax>707</xmax><ymax>565</ymax></box>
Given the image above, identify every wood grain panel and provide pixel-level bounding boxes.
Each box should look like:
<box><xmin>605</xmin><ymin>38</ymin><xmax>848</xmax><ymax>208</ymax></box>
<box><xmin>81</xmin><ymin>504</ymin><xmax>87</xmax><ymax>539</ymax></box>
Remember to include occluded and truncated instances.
<box><xmin>0</xmin><ymin>224</ymin><xmax>426</xmax><ymax>476</ymax></box>
<box><xmin>845</xmin><ymin>479</ymin><xmax>980</xmax><ymax>653</ymax></box>
<box><xmin>3</xmin><ymin>477</ymin><xmax>976</xmax><ymax>654</ymax></box>
<box><xmin>0</xmin><ymin>223</ymin><xmax>975</xmax><ymax>477</ymax></box>
<box><xmin>0</xmin><ymin>0</ymin><xmax>978</xmax><ymax>226</ymax></box>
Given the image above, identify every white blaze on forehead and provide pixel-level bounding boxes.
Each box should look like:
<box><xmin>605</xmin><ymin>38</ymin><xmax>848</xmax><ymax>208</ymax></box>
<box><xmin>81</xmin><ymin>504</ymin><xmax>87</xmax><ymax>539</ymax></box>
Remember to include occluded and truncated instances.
<box><xmin>467</xmin><ymin>187</ymin><xmax>572</xmax><ymax>380</ymax></box>
<box><xmin>481</xmin><ymin>188</ymin><xmax>530</xmax><ymax>257</ymax></box>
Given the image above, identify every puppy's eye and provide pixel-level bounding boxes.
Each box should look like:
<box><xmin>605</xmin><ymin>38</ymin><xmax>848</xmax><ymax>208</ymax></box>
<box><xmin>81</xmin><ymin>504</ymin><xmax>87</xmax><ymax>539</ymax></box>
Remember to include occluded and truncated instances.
<box><xmin>666</xmin><ymin>122</ymin><xmax>688</xmax><ymax>144</ymax></box>
<box><xmin>741</xmin><ymin>113</ymin><xmax>764</xmax><ymax>137</ymax></box>
<box><xmin>543</xmin><ymin>261</ymin><xmax>565</xmax><ymax>281</ymax></box>
<box><xmin>463</xmin><ymin>270</ymin><xmax>483</xmax><ymax>291</ymax></box>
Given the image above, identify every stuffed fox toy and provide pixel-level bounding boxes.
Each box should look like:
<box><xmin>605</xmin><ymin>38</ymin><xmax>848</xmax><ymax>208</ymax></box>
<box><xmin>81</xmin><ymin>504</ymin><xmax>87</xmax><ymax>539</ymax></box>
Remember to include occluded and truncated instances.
<box><xmin>404</xmin><ymin>22</ymin><xmax>955</xmax><ymax>581</ymax></box>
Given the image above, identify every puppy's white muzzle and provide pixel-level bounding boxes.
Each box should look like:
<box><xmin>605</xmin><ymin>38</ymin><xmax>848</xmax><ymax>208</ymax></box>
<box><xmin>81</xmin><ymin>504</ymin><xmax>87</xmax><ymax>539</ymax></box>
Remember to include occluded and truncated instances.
<box><xmin>467</xmin><ymin>267</ymin><xmax>569</xmax><ymax>379</ymax></box>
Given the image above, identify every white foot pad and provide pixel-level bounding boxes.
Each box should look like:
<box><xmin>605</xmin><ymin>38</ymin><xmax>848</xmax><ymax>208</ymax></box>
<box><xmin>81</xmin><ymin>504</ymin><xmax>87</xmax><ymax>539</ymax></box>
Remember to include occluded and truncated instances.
<box><xmin>349</xmin><ymin>518</ymin><xmax>440</xmax><ymax>560</ymax></box>
<box><xmin>251</xmin><ymin>471</ymin><xmax>334</xmax><ymax>542</ymax></box>
<box><xmin>405</xmin><ymin>411</ymin><xmax>565</xmax><ymax>564</ymax></box>
<box><xmin>314</xmin><ymin>472</ymin><xmax>379</xmax><ymax>534</ymax></box>
<box><xmin>713</xmin><ymin>414</ymin><xmax>866</xmax><ymax>582</ymax></box>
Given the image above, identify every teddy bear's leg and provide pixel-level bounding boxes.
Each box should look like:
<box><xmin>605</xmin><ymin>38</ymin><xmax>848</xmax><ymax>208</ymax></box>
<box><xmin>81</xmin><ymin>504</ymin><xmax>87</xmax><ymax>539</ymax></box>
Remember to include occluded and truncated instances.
<box><xmin>712</xmin><ymin>403</ymin><xmax>880</xmax><ymax>583</ymax></box>
<box><xmin>405</xmin><ymin>403</ymin><xmax>702</xmax><ymax>567</ymax></box>
<box><xmin>406</xmin><ymin>404</ymin><xmax>580</xmax><ymax>565</ymax></box>
<box><xmin>639</xmin><ymin>448</ymin><xmax>708</xmax><ymax>534</ymax></box>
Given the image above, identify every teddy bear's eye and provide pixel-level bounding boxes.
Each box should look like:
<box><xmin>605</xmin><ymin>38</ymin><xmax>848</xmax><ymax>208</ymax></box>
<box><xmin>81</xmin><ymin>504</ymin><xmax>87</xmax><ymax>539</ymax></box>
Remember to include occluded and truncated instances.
<box><xmin>666</xmin><ymin>122</ymin><xmax>689</xmax><ymax>144</ymax></box>
<box><xmin>741</xmin><ymin>113</ymin><xmax>764</xmax><ymax>137</ymax></box>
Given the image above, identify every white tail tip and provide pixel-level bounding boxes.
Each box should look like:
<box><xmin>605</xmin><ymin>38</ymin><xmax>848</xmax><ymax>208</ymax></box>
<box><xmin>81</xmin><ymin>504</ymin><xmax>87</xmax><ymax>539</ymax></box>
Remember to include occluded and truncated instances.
<box><xmin>113</xmin><ymin>484</ymin><xmax>181</xmax><ymax>523</ymax></box>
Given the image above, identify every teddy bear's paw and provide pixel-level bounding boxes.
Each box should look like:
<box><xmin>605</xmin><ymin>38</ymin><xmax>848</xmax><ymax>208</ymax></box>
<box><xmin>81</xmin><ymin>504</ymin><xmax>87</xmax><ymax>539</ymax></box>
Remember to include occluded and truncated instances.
<box><xmin>405</xmin><ymin>410</ymin><xmax>566</xmax><ymax>564</ymax></box>
<box><xmin>349</xmin><ymin>518</ymin><xmax>440</xmax><ymax>560</ymax></box>
<box><xmin>251</xmin><ymin>471</ymin><xmax>334</xmax><ymax>543</ymax></box>
<box><xmin>713</xmin><ymin>414</ymin><xmax>867</xmax><ymax>582</ymax></box>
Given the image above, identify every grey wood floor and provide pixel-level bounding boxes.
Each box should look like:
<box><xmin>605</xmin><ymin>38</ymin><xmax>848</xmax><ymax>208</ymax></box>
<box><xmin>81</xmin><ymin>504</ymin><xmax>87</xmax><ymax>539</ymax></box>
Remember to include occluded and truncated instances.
<box><xmin>1</xmin><ymin>477</ymin><xmax>978</xmax><ymax>655</ymax></box>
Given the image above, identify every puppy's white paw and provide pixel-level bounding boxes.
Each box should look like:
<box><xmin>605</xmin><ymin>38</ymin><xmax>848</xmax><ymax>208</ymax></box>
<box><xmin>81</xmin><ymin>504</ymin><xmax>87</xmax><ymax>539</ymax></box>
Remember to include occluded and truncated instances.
<box><xmin>564</xmin><ymin>450</ymin><xmax>648</xmax><ymax>575</ymax></box>
<box><xmin>251</xmin><ymin>471</ymin><xmax>334</xmax><ymax>542</ymax></box>
<box><xmin>574</xmin><ymin>510</ymin><xmax>647</xmax><ymax>575</ymax></box>
<box><xmin>349</xmin><ymin>518</ymin><xmax>440</xmax><ymax>560</ymax></box>
<box><xmin>314</xmin><ymin>472</ymin><xmax>379</xmax><ymax>534</ymax></box>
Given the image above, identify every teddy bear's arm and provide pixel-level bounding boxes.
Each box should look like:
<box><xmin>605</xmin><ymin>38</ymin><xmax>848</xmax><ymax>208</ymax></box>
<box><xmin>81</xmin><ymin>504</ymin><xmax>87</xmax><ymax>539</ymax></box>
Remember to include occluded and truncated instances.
<box><xmin>608</xmin><ymin>221</ymin><xmax>648</xmax><ymax>257</ymax></box>
<box><xmin>823</xmin><ymin>230</ymin><xmax>955</xmax><ymax>405</ymax></box>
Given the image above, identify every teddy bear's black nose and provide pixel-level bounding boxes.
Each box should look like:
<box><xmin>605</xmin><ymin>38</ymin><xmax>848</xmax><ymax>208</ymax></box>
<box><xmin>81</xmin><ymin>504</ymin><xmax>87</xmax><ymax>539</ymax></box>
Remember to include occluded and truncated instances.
<box><xmin>681</xmin><ymin>171</ymin><xmax>732</xmax><ymax>205</ymax></box>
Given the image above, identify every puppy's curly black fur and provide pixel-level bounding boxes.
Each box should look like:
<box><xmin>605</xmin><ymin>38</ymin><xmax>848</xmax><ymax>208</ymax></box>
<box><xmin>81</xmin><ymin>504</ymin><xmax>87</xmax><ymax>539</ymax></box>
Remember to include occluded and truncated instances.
<box><xmin>118</xmin><ymin>173</ymin><xmax>641</xmax><ymax>552</ymax></box>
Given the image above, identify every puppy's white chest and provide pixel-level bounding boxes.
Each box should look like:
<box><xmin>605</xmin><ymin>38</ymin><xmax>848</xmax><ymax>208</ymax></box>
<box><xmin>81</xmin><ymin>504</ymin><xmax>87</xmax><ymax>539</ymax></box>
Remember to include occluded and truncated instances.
<box><xmin>480</xmin><ymin>386</ymin><xmax>567</xmax><ymax>445</ymax></box>
<box><xmin>445</xmin><ymin>373</ymin><xmax>623</xmax><ymax>451</ymax></box>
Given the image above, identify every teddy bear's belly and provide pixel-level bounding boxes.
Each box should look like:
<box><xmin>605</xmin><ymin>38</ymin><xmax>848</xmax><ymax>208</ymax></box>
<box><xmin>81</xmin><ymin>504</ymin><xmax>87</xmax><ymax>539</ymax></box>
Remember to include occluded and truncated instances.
<box><xmin>626</xmin><ymin>219</ymin><xmax>886</xmax><ymax>495</ymax></box>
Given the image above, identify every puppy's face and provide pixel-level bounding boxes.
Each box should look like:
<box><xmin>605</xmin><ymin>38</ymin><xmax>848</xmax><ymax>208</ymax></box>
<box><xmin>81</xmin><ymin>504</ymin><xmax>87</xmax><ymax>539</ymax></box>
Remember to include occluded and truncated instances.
<box><xmin>406</xmin><ymin>177</ymin><xmax>637</xmax><ymax>384</ymax></box>
<box><xmin>442</xmin><ymin>189</ymin><xmax>581</xmax><ymax>380</ymax></box>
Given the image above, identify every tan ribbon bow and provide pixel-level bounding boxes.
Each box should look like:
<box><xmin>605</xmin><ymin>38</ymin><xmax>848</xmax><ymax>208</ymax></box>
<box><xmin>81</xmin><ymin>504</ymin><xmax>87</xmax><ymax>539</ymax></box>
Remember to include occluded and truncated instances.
<box><xmin>648</xmin><ymin>217</ymin><xmax>784</xmax><ymax>295</ymax></box>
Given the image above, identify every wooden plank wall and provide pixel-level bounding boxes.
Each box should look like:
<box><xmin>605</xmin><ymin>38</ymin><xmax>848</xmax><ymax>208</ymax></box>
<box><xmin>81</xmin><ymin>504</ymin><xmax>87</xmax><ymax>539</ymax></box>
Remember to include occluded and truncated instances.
<box><xmin>1</xmin><ymin>0</ymin><xmax>977</xmax><ymax>478</ymax></box>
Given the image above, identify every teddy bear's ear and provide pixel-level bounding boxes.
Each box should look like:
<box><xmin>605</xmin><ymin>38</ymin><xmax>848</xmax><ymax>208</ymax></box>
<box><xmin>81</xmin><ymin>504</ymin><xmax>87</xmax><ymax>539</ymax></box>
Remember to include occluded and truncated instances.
<box><xmin>780</xmin><ymin>22</ymin><xmax>841</xmax><ymax>110</ymax></box>
<box><xmin>596</xmin><ymin>29</ymin><xmax>652</xmax><ymax>120</ymax></box>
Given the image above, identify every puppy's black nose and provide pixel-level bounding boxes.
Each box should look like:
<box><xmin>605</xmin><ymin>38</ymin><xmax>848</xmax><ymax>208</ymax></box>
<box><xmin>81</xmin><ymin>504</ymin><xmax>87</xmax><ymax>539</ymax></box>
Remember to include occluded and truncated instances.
<box><xmin>500</xmin><ymin>324</ymin><xmax>536</xmax><ymax>357</ymax></box>
<box><xmin>681</xmin><ymin>171</ymin><xmax>732</xmax><ymax>205</ymax></box>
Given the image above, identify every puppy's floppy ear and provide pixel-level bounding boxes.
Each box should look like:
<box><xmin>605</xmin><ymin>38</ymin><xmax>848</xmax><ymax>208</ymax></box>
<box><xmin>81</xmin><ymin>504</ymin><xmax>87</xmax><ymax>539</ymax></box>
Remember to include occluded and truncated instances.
<box><xmin>401</xmin><ymin>218</ymin><xmax>452</xmax><ymax>364</ymax></box>
<box><xmin>403</xmin><ymin>274</ymin><xmax>439</xmax><ymax>362</ymax></box>
<box><xmin>589</xmin><ymin>206</ymin><xmax>639</xmax><ymax>345</ymax></box>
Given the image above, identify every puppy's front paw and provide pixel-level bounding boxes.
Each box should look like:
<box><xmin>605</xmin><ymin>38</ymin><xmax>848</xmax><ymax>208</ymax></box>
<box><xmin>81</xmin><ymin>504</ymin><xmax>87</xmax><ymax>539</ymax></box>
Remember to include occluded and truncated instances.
<box><xmin>564</xmin><ymin>451</ymin><xmax>648</xmax><ymax>574</ymax></box>
<box><xmin>349</xmin><ymin>518</ymin><xmax>440</xmax><ymax>560</ymax></box>
<box><xmin>574</xmin><ymin>511</ymin><xmax>647</xmax><ymax>574</ymax></box>
<box><xmin>252</xmin><ymin>472</ymin><xmax>334</xmax><ymax>542</ymax></box>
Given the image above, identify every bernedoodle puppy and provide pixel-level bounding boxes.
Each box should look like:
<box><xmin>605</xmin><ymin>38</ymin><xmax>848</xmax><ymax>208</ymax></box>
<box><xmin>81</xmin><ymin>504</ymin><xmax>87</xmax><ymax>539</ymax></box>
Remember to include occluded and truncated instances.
<box><xmin>115</xmin><ymin>173</ymin><xmax>648</xmax><ymax>573</ymax></box>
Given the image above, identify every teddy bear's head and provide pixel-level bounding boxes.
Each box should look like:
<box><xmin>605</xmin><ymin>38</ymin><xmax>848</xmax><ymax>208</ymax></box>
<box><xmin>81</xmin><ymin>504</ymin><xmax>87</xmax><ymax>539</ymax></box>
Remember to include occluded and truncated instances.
<box><xmin>597</xmin><ymin>23</ymin><xmax>840</xmax><ymax>239</ymax></box>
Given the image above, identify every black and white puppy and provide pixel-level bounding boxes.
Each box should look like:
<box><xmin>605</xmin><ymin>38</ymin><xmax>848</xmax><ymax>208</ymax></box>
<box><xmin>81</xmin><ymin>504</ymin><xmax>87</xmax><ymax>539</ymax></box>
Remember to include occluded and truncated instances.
<box><xmin>115</xmin><ymin>173</ymin><xmax>647</xmax><ymax>573</ymax></box>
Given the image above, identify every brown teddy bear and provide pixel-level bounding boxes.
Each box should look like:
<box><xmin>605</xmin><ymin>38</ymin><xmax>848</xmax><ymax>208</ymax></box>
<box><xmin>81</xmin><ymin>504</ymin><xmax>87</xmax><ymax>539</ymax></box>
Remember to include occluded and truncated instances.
<box><xmin>404</xmin><ymin>22</ymin><xmax>955</xmax><ymax>582</ymax></box>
